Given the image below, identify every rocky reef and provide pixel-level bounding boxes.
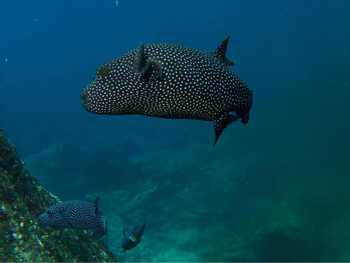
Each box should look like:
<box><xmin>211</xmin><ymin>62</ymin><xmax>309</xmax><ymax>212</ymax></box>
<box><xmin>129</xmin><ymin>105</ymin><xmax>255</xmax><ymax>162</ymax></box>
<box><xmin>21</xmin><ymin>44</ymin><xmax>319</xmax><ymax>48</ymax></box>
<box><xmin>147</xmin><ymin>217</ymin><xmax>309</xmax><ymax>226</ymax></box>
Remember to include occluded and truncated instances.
<box><xmin>0</xmin><ymin>130</ymin><xmax>116</xmax><ymax>262</ymax></box>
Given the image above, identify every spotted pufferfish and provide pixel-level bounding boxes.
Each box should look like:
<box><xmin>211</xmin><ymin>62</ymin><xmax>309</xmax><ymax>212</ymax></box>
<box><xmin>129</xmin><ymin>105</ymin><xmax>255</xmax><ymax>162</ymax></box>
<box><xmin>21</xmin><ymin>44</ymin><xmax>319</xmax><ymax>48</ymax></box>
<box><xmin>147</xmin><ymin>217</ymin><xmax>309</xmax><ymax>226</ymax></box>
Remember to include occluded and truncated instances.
<box><xmin>81</xmin><ymin>37</ymin><xmax>253</xmax><ymax>145</ymax></box>
<box><xmin>37</xmin><ymin>197</ymin><xmax>107</xmax><ymax>238</ymax></box>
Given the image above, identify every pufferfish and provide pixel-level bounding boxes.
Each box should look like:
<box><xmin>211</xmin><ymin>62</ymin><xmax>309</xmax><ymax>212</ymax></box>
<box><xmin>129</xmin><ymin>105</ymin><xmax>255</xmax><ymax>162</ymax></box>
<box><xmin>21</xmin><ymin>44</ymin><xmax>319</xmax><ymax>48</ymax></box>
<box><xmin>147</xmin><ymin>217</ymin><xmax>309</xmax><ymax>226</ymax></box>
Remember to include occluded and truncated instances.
<box><xmin>37</xmin><ymin>197</ymin><xmax>107</xmax><ymax>238</ymax></box>
<box><xmin>81</xmin><ymin>37</ymin><xmax>253</xmax><ymax>145</ymax></box>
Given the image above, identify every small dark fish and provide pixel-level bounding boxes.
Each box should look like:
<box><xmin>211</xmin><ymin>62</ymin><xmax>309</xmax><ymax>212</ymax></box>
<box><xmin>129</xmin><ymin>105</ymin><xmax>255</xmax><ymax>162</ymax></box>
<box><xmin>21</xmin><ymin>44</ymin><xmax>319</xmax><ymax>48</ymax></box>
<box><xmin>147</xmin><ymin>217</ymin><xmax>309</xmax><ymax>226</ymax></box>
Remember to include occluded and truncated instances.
<box><xmin>121</xmin><ymin>223</ymin><xmax>145</xmax><ymax>251</ymax></box>
<box><xmin>81</xmin><ymin>37</ymin><xmax>253</xmax><ymax>145</ymax></box>
<box><xmin>38</xmin><ymin>197</ymin><xmax>107</xmax><ymax>238</ymax></box>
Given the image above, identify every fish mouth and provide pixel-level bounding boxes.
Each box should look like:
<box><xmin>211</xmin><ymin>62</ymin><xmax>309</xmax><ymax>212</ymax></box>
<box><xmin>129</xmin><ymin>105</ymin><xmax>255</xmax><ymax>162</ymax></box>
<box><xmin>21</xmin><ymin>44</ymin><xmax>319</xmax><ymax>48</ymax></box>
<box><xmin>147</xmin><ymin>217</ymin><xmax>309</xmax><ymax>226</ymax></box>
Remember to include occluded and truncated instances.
<box><xmin>80</xmin><ymin>88</ymin><xmax>91</xmax><ymax>112</ymax></box>
<box><xmin>37</xmin><ymin>214</ymin><xmax>48</xmax><ymax>227</ymax></box>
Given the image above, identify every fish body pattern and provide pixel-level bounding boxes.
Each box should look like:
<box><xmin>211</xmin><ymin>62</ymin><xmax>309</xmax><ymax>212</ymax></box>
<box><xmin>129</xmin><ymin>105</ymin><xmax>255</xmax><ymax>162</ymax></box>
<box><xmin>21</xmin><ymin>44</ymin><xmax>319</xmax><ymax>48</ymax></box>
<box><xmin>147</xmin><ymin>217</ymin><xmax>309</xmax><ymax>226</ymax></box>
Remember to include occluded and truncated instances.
<box><xmin>81</xmin><ymin>37</ymin><xmax>253</xmax><ymax>145</ymax></box>
<box><xmin>121</xmin><ymin>223</ymin><xmax>145</xmax><ymax>251</ymax></box>
<box><xmin>38</xmin><ymin>197</ymin><xmax>107</xmax><ymax>238</ymax></box>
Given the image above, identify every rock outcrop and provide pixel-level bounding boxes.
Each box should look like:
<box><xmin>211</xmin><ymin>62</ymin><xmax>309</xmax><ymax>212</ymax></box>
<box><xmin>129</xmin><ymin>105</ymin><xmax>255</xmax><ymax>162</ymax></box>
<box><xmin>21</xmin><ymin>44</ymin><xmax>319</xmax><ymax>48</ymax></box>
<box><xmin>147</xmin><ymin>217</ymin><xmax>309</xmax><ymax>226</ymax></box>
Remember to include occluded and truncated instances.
<box><xmin>0</xmin><ymin>130</ymin><xmax>116</xmax><ymax>262</ymax></box>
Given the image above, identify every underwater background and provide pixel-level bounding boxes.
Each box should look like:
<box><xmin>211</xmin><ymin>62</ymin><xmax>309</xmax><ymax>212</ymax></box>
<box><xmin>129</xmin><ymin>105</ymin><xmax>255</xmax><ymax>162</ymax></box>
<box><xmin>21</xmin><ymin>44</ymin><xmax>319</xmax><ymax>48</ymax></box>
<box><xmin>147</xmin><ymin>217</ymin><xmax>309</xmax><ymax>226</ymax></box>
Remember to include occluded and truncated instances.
<box><xmin>1</xmin><ymin>0</ymin><xmax>349</xmax><ymax>261</ymax></box>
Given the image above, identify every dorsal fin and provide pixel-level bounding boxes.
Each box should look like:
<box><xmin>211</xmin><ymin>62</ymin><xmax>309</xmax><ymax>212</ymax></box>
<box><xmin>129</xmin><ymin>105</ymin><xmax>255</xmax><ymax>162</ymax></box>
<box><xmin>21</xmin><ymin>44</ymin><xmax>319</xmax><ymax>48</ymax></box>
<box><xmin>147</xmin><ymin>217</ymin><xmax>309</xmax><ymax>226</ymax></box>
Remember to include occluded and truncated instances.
<box><xmin>134</xmin><ymin>44</ymin><xmax>164</xmax><ymax>82</ymax></box>
<box><xmin>134</xmin><ymin>44</ymin><xmax>147</xmax><ymax>73</ymax></box>
<box><xmin>214</xmin><ymin>36</ymin><xmax>234</xmax><ymax>67</ymax></box>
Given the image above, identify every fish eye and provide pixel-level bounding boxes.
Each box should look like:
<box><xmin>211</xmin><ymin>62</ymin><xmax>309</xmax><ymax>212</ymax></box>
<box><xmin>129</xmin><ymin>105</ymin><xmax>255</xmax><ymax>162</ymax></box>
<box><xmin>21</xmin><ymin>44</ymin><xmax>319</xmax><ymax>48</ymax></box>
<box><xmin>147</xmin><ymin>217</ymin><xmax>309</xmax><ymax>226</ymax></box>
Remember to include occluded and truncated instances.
<box><xmin>96</xmin><ymin>64</ymin><xmax>111</xmax><ymax>78</ymax></box>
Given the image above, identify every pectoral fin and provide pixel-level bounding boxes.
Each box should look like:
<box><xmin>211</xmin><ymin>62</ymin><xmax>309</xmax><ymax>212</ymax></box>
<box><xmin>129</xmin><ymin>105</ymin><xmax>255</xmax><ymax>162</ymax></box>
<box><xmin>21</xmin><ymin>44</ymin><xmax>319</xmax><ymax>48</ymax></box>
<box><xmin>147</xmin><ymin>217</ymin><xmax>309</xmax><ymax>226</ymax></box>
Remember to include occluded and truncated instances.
<box><xmin>213</xmin><ymin>113</ymin><xmax>238</xmax><ymax>146</ymax></box>
<box><xmin>134</xmin><ymin>44</ymin><xmax>164</xmax><ymax>82</ymax></box>
<box><xmin>129</xmin><ymin>235</ymin><xmax>138</xmax><ymax>242</ymax></box>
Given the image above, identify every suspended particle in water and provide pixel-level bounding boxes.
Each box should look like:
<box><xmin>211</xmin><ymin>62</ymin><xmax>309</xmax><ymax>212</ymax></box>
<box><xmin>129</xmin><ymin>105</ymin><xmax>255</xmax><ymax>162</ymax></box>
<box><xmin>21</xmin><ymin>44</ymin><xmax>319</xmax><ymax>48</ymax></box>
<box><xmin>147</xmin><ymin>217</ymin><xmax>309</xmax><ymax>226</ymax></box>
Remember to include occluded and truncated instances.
<box><xmin>4</xmin><ymin>58</ymin><xmax>8</xmax><ymax>63</ymax></box>
<box><xmin>115</xmin><ymin>0</ymin><xmax>119</xmax><ymax>8</ymax></box>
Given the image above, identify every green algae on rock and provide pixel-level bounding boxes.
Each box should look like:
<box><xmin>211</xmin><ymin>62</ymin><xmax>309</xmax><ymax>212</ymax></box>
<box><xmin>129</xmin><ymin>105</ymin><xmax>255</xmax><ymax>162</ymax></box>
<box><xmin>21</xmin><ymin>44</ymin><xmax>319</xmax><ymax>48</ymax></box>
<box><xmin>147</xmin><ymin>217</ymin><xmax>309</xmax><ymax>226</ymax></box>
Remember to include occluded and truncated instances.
<box><xmin>0</xmin><ymin>131</ymin><xmax>116</xmax><ymax>262</ymax></box>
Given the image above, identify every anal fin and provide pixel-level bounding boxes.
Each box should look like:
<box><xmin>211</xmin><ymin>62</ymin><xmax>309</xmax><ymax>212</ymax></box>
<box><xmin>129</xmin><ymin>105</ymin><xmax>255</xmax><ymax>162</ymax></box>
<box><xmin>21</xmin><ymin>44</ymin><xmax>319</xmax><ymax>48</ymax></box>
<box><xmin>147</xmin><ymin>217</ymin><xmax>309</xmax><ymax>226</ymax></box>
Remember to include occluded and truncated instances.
<box><xmin>213</xmin><ymin>113</ymin><xmax>238</xmax><ymax>146</ymax></box>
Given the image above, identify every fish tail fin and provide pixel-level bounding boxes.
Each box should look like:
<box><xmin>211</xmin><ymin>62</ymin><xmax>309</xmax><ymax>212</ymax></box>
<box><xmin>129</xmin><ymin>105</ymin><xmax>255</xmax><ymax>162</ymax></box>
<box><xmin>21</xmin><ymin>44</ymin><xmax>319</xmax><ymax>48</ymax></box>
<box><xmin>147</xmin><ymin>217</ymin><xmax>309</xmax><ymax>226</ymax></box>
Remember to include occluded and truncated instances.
<box><xmin>136</xmin><ymin>223</ymin><xmax>146</xmax><ymax>239</ymax></box>
<box><xmin>94</xmin><ymin>196</ymin><xmax>102</xmax><ymax>216</ymax></box>
<box><xmin>103</xmin><ymin>217</ymin><xmax>108</xmax><ymax>235</ymax></box>
<box><xmin>213</xmin><ymin>113</ymin><xmax>238</xmax><ymax>146</ymax></box>
<box><xmin>94</xmin><ymin>217</ymin><xmax>108</xmax><ymax>239</ymax></box>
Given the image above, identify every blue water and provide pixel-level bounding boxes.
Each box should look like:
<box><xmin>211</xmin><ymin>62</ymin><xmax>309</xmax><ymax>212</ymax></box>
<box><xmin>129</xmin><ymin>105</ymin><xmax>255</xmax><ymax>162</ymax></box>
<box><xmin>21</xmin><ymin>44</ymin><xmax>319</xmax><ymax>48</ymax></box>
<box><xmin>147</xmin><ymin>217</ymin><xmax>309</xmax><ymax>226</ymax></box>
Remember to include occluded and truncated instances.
<box><xmin>1</xmin><ymin>0</ymin><xmax>350</xmax><ymax>261</ymax></box>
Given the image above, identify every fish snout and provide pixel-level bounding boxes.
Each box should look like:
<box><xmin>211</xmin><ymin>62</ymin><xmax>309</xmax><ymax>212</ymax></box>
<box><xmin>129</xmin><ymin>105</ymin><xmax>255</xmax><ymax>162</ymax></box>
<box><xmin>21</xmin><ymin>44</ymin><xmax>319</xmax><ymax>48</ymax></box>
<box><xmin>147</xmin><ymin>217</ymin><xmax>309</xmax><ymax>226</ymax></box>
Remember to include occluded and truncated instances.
<box><xmin>37</xmin><ymin>213</ymin><xmax>49</xmax><ymax>227</ymax></box>
<box><xmin>80</xmin><ymin>88</ymin><xmax>91</xmax><ymax>112</ymax></box>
